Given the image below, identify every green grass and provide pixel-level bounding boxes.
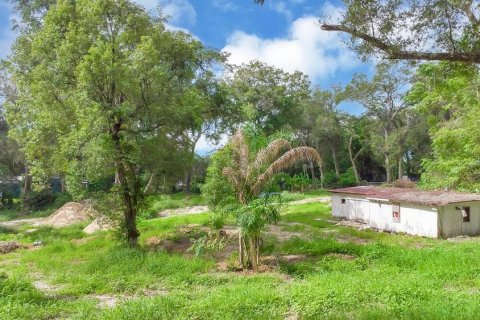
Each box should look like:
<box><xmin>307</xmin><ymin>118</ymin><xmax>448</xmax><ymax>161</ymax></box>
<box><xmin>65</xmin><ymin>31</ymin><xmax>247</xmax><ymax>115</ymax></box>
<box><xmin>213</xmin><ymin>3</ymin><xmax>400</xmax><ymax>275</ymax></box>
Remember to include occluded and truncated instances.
<box><xmin>1</xmin><ymin>194</ymin><xmax>480</xmax><ymax>319</ymax></box>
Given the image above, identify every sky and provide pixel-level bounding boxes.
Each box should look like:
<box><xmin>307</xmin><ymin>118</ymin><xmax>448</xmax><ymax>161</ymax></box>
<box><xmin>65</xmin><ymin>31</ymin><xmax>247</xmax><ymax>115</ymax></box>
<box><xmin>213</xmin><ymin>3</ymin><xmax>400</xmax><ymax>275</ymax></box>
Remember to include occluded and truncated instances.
<box><xmin>0</xmin><ymin>0</ymin><xmax>371</xmax><ymax>154</ymax></box>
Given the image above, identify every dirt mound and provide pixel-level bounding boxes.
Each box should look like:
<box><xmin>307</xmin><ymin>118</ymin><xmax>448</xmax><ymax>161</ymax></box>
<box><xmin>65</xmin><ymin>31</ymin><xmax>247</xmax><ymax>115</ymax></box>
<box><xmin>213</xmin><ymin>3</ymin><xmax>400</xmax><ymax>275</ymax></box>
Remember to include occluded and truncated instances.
<box><xmin>83</xmin><ymin>216</ymin><xmax>116</xmax><ymax>234</ymax></box>
<box><xmin>46</xmin><ymin>202</ymin><xmax>97</xmax><ymax>227</ymax></box>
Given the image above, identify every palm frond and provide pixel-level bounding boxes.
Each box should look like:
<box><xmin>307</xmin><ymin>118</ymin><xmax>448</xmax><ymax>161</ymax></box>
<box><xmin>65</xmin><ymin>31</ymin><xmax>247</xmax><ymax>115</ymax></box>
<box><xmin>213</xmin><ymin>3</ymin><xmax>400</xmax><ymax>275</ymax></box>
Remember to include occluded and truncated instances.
<box><xmin>223</xmin><ymin>166</ymin><xmax>241</xmax><ymax>191</ymax></box>
<box><xmin>252</xmin><ymin>147</ymin><xmax>322</xmax><ymax>196</ymax></box>
<box><xmin>252</xmin><ymin>138</ymin><xmax>291</xmax><ymax>171</ymax></box>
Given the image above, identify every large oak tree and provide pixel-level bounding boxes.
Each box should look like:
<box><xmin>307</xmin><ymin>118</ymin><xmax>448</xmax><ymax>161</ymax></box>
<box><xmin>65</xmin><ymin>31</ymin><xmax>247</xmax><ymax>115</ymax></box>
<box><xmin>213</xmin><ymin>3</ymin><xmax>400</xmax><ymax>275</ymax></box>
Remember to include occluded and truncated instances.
<box><xmin>6</xmin><ymin>0</ymin><xmax>223</xmax><ymax>246</ymax></box>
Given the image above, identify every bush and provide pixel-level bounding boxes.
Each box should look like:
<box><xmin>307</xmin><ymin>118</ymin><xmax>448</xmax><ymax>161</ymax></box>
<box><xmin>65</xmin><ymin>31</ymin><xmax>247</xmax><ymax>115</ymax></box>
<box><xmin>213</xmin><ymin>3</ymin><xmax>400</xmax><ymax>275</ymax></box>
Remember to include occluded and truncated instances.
<box><xmin>323</xmin><ymin>170</ymin><xmax>339</xmax><ymax>188</ymax></box>
<box><xmin>23</xmin><ymin>189</ymin><xmax>56</xmax><ymax>211</ymax></box>
<box><xmin>338</xmin><ymin>168</ymin><xmax>357</xmax><ymax>188</ymax></box>
<box><xmin>210</xmin><ymin>213</ymin><xmax>225</xmax><ymax>229</ymax></box>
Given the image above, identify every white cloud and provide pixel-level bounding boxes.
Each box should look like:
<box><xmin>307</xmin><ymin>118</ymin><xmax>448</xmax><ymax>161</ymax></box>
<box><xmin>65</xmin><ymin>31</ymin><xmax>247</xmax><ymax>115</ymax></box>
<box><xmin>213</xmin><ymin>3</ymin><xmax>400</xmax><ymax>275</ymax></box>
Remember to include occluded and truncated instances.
<box><xmin>132</xmin><ymin>0</ymin><xmax>196</xmax><ymax>26</ymax></box>
<box><xmin>160</xmin><ymin>0</ymin><xmax>196</xmax><ymax>26</ymax></box>
<box><xmin>212</xmin><ymin>0</ymin><xmax>239</xmax><ymax>12</ymax></box>
<box><xmin>222</xmin><ymin>13</ymin><xmax>359</xmax><ymax>82</ymax></box>
<box><xmin>269</xmin><ymin>1</ymin><xmax>292</xmax><ymax>20</ymax></box>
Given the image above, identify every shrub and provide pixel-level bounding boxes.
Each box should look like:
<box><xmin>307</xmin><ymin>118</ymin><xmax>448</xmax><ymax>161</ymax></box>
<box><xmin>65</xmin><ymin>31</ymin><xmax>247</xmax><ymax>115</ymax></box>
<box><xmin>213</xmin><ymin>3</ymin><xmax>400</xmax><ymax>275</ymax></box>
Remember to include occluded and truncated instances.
<box><xmin>338</xmin><ymin>168</ymin><xmax>358</xmax><ymax>188</ymax></box>
<box><xmin>23</xmin><ymin>189</ymin><xmax>56</xmax><ymax>211</ymax></box>
<box><xmin>323</xmin><ymin>170</ymin><xmax>339</xmax><ymax>188</ymax></box>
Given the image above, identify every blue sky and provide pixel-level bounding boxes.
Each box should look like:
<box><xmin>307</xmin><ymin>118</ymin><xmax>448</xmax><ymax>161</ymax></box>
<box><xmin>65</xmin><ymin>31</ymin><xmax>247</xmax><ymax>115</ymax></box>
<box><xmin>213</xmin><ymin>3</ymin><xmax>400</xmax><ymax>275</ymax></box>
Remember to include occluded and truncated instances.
<box><xmin>0</xmin><ymin>0</ymin><xmax>370</xmax><ymax>153</ymax></box>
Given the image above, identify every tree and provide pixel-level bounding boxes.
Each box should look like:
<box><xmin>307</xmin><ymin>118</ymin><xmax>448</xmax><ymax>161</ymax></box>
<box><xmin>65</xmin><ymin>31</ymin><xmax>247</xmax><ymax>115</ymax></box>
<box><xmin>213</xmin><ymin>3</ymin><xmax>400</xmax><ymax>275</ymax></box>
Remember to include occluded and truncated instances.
<box><xmin>226</xmin><ymin>61</ymin><xmax>310</xmax><ymax>135</ymax></box>
<box><xmin>9</xmin><ymin>0</ymin><xmax>56</xmax><ymax>33</ymax></box>
<box><xmin>345</xmin><ymin>63</ymin><xmax>411</xmax><ymax>183</ymax></box>
<box><xmin>407</xmin><ymin>62</ymin><xmax>480</xmax><ymax>190</ymax></box>
<box><xmin>0</xmin><ymin>65</ymin><xmax>24</xmax><ymax>182</ymax></box>
<box><xmin>6</xmin><ymin>0</ymin><xmax>223</xmax><ymax>246</ymax></box>
<box><xmin>180</xmin><ymin>74</ymin><xmax>240</xmax><ymax>193</ymax></box>
<box><xmin>203</xmin><ymin>128</ymin><xmax>321</xmax><ymax>271</ymax></box>
<box><xmin>343</xmin><ymin>115</ymin><xmax>367</xmax><ymax>183</ymax></box>
<box><xmin>311</xmin><ymin>88</ymin><xmax>344</xmax><ymax>179</ymax></box>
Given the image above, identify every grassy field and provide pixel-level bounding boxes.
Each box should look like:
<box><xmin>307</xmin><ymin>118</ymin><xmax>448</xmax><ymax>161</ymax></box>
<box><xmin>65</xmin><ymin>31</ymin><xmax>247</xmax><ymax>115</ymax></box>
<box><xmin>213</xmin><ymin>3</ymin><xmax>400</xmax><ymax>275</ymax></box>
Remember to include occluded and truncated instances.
<box><xmin>1</xmin><ymin>192</ymin><xmax>480</xmax><ymax>319</ymax></box>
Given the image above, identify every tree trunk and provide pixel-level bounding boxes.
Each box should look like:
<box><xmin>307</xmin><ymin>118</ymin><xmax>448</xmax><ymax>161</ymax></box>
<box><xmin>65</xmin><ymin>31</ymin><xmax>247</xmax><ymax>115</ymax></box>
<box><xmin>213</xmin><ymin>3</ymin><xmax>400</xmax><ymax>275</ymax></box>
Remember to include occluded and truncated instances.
<box><xmin>112</xmin><ymin>124</ymin><xmax>140</xmax><ymax>247</ymax></box>
<box><xmin>114</xmin><ymin>170</ymin><xmax>120</xmax><ymax>184</ymax></box>
<box><xmin>309</xmin><ymin>160</ymin><xmax>316</xmax><ymax>189</ymax></box>
<box><xmin>21</xmin><ymin>167</ymin><xmax>32</xmax><ymax>214</ymax></box>
<box><xmin>248</xmin><ymin>236</ymin><xmax>258</xmax><ymax>272</ymax></box>
<box><xmin>60</xmin><ymin>176</ymin><xmax>65</xmax><ymax>193</ymax></box>
<box><xmin>398</xmin><ymin>156</ymin><xmax>404</xmax><ymax>180</ymax></box>
<box><xmin>115</xmin><ymin>161</ymin><xmax>140</xmax><ymax>247</ymax></box>
<box><xmin>238</xmin><ymin>233</ymin><xmax>244</xmax><ymax>267</ymax></box>
<box><xmin>319</xmin><ymin>163</ymin><xmax>324</xmax><ymax>189</ymax></box>
<box><xmin>329</xmin><ymin>141</ymin><xmax>340</xmax><ymax>178</ymax></box>
<box><xmin>385</xmin><ymin>157</ymin><xmax>392</xmax><ymax>184</ymax></box>
<box><xmin>144</xmin><ymin>173</ymin><xmax>155</xmax><ymax>194</ymax></box>
<box><xmin>348</xmin><ymin>136</ymin><xmax>361</xmax><ymax>183</ymax></box>
<box><xmin>185</xmin><ymin>170</ymin><xmax>192</xmax><ymax>193</ymax></box>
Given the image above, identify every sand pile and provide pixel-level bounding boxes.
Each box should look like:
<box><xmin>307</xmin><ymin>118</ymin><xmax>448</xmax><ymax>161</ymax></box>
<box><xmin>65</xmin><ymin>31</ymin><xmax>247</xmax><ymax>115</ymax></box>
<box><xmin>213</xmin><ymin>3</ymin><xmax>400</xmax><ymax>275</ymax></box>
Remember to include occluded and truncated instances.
<box><xmin>83</xmin><ymin>216</ymin><xmax>116</xmax><ymax>234</ymax></box>
<box><xmin>46</xmin><ymin>202</ymin><xmax>98</xmax><ymax>227</ymax></box>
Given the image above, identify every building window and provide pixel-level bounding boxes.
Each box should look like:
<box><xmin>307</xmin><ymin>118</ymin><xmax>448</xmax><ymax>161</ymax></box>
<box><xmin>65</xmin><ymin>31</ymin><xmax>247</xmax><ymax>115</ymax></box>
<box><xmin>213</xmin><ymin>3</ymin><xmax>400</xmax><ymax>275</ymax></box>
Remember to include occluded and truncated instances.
<box><xmin>462</xmin><ymin>207</ymin><xmax>470</xmax><ymax>222</ymax></box>
<box><xmin>341</xmin><ymin>199</ymin><xmax>346</xmax><ymax>204</ymax></box>
<box><xmin>392</xmin><ymin>204</ymin><xmax>400</xmax><ymax>223</ymax></box>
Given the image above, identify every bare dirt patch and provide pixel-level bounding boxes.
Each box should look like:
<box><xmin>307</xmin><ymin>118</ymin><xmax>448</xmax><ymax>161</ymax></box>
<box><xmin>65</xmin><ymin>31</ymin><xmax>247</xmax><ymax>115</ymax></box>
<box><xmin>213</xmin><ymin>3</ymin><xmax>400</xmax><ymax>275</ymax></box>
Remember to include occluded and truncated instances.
<box><xmin>158</xmin><ymin>206</ymin><xmax>209</xmax><ymax>217</ymax></box>
<box><xmin>33</xmin><ymin>280</ymin><xmax>63</xmax><ymax>295</ymax></box>
<box><xmin>145</xmin><ymin>236</ymin><xmax>193</xmax><ymax>254</ymax></box>
<box><xmin>265</xmin><ymin>225</ymin><xmax>305</xmax><ymax>241</ymax></box>
<box><xmin>91</xmin><ymin>287</ymin><xmax>169</xmax><ymax>308</ymax></box>
<box><xmin>330</xmin><ymin>219</ymin><xmax>371</xmax><ymax>230</ymax></box>
<box><xmin>447</xmin><ymin>235</ymin><xmax>477</xmax><ymax>242</ymax></box>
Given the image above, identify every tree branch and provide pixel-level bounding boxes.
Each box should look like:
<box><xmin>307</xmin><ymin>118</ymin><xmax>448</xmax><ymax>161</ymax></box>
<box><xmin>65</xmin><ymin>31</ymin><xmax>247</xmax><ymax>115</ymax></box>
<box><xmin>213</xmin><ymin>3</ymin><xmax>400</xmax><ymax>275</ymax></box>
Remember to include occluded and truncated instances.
<box><xmin>320</xmin><ymin>24</ymin><xmax>480</xmax><ymax>63</ymax></box>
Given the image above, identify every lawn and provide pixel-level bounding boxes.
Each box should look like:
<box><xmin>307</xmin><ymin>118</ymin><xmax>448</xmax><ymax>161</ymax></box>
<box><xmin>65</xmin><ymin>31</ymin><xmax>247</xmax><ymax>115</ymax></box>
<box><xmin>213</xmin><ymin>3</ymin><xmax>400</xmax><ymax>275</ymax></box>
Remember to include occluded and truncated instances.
<box><xmin>1</xmin><ymin>192</ymin><xmax>480</xmax><ymax>319</ymax></box>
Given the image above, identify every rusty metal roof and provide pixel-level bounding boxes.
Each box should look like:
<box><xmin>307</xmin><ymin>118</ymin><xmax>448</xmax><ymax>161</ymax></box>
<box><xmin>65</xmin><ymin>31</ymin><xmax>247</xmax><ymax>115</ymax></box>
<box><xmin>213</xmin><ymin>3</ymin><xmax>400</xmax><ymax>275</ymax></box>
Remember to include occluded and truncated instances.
<box><xmin>329</xmin><ymin>186</ymin><xmax>480</xmax><ymax>206</ymax></box>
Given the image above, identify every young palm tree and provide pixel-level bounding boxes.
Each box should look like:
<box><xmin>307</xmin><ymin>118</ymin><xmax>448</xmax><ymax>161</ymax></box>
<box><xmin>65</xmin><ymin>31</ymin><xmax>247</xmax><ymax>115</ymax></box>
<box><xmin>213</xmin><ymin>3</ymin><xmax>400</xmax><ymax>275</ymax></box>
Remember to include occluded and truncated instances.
<box><xmin>222</xmin><ymin>130</ymin><xmax>322</xmax><ymax>271</ymax></box>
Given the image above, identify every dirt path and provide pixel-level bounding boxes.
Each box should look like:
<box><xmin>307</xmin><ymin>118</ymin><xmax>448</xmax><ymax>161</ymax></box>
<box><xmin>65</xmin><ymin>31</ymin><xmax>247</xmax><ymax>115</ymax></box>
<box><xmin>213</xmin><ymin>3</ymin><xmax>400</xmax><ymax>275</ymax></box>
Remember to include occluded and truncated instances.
<box><xmin>158</xmin><ymin>205</ymin><xmax>209</xmax><ymax>217</ymax></box>
<box><xmin>0</xmin><ymin>217</ymin><xmax>47</xmax><ymax>228</ymax></box>
<box><xmin>288</xmin><ymin>196</ymin><xmax>330</xmax><ymax>205</ymax></box>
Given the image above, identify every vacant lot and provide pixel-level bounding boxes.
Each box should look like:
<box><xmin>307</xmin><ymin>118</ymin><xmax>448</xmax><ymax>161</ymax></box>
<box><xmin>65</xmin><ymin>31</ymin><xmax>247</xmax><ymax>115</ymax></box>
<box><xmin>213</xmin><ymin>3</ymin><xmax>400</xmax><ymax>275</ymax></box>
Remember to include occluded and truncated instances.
<box><xmin>1</xmin><ymin>193</ymin><xmax>480</xmax><ymax>320</ymax></box>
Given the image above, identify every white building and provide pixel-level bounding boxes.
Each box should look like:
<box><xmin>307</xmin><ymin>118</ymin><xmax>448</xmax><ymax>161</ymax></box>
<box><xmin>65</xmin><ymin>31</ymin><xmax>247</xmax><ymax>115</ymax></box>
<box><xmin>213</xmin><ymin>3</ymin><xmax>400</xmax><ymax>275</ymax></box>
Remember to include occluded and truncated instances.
<box><xmin>330</xmin><ymin>186</ymin><xmax>480</xmax><ymax>238</ymax></box>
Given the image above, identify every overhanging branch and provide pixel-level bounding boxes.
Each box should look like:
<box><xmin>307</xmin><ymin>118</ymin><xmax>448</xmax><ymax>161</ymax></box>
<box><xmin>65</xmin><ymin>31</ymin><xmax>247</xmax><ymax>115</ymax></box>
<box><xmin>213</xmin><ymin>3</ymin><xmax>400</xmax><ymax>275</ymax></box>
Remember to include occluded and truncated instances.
<box><xmin>320</xmin><ymin>24</ymin><xmax>480</xmax><ymax>63</ymax></box>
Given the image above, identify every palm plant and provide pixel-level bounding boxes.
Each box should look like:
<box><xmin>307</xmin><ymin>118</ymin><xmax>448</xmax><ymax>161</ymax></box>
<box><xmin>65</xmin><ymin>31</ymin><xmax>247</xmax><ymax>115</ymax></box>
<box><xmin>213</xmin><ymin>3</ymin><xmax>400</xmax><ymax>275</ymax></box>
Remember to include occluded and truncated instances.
<box><xmin>222</xmin><ymin>130</ymin><xmax>322</xmax><ymax>271</ymax></box>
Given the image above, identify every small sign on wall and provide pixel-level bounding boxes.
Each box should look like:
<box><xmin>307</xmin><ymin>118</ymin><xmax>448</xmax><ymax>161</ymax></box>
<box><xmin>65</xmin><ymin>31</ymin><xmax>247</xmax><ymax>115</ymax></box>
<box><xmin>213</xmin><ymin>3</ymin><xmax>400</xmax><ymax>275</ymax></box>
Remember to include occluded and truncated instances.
<box><xmin>392</xmin><ymin>203</ymin><xmax>400</xmax><ymax>222</ymax></box>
